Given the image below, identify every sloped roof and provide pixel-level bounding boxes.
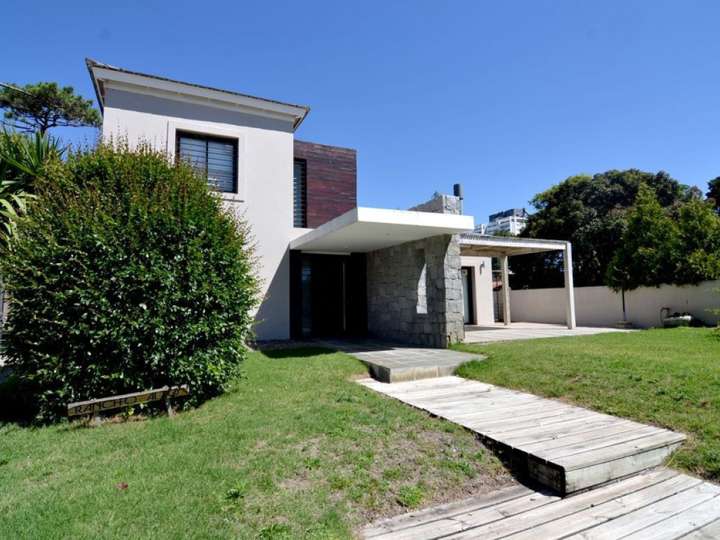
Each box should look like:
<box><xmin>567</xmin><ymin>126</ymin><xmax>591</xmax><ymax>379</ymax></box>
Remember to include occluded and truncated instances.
<box><xmin>86</xmin><ymin>58</ymin><xmax>310</xmax><ymax>130</ymax></box>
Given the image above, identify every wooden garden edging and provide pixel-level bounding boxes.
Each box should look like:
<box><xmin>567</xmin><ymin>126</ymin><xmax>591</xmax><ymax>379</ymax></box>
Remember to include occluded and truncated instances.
<box><xmin>67</xmin><ymin>385</ymin><xmax>189</xmax><ymax>424</ymax></box>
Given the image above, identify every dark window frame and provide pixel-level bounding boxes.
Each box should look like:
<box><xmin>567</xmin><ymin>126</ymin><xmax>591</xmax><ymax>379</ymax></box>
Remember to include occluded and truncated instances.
<box><xmin>176</xmin><ymin>130</ymin><xmax>239</xmax><ymax>194</ymax></box>
<box><xmin>293</xmin><ymin>158</ymin><xmax>308</xmax><ymax>228</ymax></box>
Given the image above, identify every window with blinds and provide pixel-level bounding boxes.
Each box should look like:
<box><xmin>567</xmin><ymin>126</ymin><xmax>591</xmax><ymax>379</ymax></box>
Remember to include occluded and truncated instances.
<box><xmin>293</xmin><ymin>159</ymin><xmax>307</xmax><ymax>228</ymax></box>
<box><xmin>177</xmin><ymin>132</ymin><xmax>237</xmax><ymax>193</ymax></box>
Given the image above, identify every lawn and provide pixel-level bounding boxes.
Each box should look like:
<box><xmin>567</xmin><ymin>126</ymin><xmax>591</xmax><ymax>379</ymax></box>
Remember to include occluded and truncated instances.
<box><xmin>455</xmin><ymin>327</ymin><xmax>720</xmax><ymax>482</ymax></box>
<box><xmin>0</xmin><ymin>348</ymin><xmax>510</xmax><ymax>539</ymax></box>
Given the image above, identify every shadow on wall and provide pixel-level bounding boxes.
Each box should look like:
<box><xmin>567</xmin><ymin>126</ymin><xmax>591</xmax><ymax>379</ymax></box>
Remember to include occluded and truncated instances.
<box><xmin>107</xmin><ymin>88</ymin><xmax>295</xmax><ymax>133</ymax></box>
<box><xmin>254</xmin><ymin>249</ymin><xmax>292</xmax><ymax>340</ymax></box>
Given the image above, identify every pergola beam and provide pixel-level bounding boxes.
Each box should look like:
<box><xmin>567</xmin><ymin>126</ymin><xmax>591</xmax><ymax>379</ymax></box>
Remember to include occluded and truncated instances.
<box><xmin>459</xmin><ymin>234</ymin><xmax>577</xmax><ymax>331</ymax></box>
<box><xmin>500</xmin><ymin>255</ymin><xmax>511</xmax><ymax>326</ymax></box>
<box><xmin>564</xmin><ymin>242</ymin><xmax>576</xmax><ymax>329</ymax></box>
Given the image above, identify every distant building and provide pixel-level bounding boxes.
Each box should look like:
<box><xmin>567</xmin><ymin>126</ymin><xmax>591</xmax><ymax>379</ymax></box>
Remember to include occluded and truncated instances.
<box><xmin>484</xmin><ymin>208</ymin><xmax>529</xmax><ymax>236</ymax></box>
<box><xmin>473</xmin><ymin>223</ymin><xmax>486</xmax><ymax>235</ymax></box>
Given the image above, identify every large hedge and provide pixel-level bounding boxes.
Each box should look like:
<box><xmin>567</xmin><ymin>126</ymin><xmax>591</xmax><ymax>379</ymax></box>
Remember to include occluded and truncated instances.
<box><xmin>0</xmin><ymin>144</ymin><xmax>258</xmax><ymax>422</ymax></box>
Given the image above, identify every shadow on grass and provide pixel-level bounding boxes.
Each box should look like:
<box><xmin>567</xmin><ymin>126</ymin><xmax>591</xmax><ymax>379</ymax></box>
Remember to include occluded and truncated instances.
<box><xmin>259</xmin><ymin>346</ymin><xmax>338</xmax><ymax>359</ymax></box>
<box><xmin>0</xmin><ymin>371</ymin><xmax>38</xmax><ymax>426</ymax></box>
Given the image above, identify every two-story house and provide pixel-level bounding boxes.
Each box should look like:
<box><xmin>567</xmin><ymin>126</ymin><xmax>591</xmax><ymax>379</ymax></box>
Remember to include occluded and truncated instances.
<box><xmin>86</xmin><ymin>59</ymin><xmax>576</xmax><ymax>347</ymax></box>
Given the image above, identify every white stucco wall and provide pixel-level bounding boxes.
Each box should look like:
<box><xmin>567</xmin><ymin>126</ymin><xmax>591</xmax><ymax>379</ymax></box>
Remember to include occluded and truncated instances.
<box><xmin>510</xmin><ymin>280</ymin><xmax>720</xmax><ymax>328</ymax></box>
<box><xmin>460</xmin><ymin>256</ymin><xmax>494</xmax><ymax>325</ymax></box>
<box><xmin>102</xmin><ymin>89</ymin><xmax>308</xmax><ymax>339</ymax></box>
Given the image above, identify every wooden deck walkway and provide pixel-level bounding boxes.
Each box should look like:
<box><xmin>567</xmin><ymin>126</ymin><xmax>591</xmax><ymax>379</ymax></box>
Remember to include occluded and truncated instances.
<box><xmin>358</xmin><ymin>376</ymin><xmax>686</xmax><ymax>494</ymax></box>
<box><xmin>362</xmin><ymin>468</ymin><xmax>720</xmax><ymax>539</ymax></box>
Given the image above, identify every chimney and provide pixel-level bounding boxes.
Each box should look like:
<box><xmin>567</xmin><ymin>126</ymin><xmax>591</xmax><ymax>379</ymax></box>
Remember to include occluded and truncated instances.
<box><xmin>453</xmin><ymin>183</ymin><xmax>464</xmax><ymax>214</ymax></box>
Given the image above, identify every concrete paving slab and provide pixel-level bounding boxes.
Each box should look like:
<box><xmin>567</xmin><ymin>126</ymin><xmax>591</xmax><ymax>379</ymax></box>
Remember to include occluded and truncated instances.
<box><xmin>315</xmin><ymin>339</ymin><xmax>483</xmax><ymax>382</ymax></box>
<box><xmin>464</xmin><ymin>322</ymin><xmax>633</xmax><ymax>344</ymax></box>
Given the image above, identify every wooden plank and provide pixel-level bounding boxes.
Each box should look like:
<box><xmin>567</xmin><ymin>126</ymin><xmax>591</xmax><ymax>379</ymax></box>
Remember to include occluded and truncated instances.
<box><xmin>382</xmin><ymin>387</ymin><xmax>481</xmax><ymax>403</ymax></box>
<box><xmin>422</xmin><ymin>399</ymin><xmax>551</xmax><ymax>421</ymax></box>
<box><xmin>558</xmin><ymin>431</ymin><xmax>687</xmax><ymax>470</ymax></box>
<box><xmin>678</xmin><ymin>517</ymin><xmax>720</xmax><ymax>539</ymax></box>
<box><xmin>507</xmin><ymin>473</ymin><xmax>702</xmax><ymax>539</ymax></box>
<box><xmin>383</xmin><ymin>378</ymin><xmax>479</xmax><ymax>393</ymax></box>
<box><xmin>406</xmin><ymin>387</ymin><xmax>497</xmax><ymax>403</ymax></box>
<box><xmin>406</xmin><ymin>396</ymin><xmax>550</xmax><ymax>421</ymax></box>
<box><xmin>447</xmin><ymin>399</ymin><xmax>568</xmax><ymax>422</ymax></box>
<box><xmin>67</xmin><ymin>385</ymin><xmax>189</xmax><ymax>417</ymax></box>
<box><xmin>500</xmin><ymin>415</ymin><xmax>624</xmax><ymax>446</ymax></box>
<box><xmin>467</xmin><ymin>404</ymin><xmax>580</xmax><ymax>428</ymax></box>
<box><xmin>412</xmin><ymin>391</ymin><xmax>531</xmax><ymax>410</ymax></box>
<box><xmin>366</xmin><ymin>490</ymin><xmax>560</xmax><ymax>540</ymax></box>
<box><xmin>527</xmin><ymin>459</ymin><xmax>566</xmax><ymax>493</ymax></box>
<box><xmin>519</xmin><ymin>420</ymin><xmax>639</xmax><ymax>452</ymax></box>
<box><xmin>536</xmin><ymin>425</ymin><xmax>664</xmax><ymax>460</ymax></box>
<box><xmin>414</xmin><ymin>387</ymin><xmax>535</xmax><ymax>405</ymax></box>
<box><xmin>623</xmin><ymin>495</ymin><xmax>720</xmax><ymax>539</ymax></box>
<box><xmin>564</xmin><ymin>443</ymin><xmax>685</xmax><ymax>493</ymax></box>
<box><xmin>476</xmin><ymin>408</ymin><xmax>600</xmax><ymax>438</ymax></box>
<box><xmin>362</xmin><ymin>484</ymin><xmax>533</xmax><ymax>538</ymax></box>
<box><xmin>441</xmin><ymin>469</ymin><xmax>679</xmax><ymax>540</ymax></box>
<box><xmin>563</xmin><ymin>480</ymin><xmax>720</xmax><ymax>539</ymax></box>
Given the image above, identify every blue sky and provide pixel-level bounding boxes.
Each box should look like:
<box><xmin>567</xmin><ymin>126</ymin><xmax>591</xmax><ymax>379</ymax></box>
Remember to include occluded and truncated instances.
<box><xmin>4</xmin><ymin>1</ymin><xmax>720</xmax><ymax>223</ymax></box>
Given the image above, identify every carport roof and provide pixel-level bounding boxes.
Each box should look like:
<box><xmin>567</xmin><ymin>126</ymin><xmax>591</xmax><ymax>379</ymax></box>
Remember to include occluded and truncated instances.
<box><xmin>290</xmin><ymin>207</ymin><xmax>474</xmax><ymax>253</ymax></box>
<box><xmin>460</xmin><ymin>233</ymin><xmax>568</xmax><ymax>257</ymax></box>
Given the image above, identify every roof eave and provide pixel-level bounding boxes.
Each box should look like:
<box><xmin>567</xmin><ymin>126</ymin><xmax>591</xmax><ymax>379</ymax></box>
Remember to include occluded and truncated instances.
<box><xmin>85</xmin><ymin>58</ymin><xmax>310</xmax><ymax>130</ymax></box>
<box><xmin>86</xmin><ymin>58</ymin><xmax>105</xmax><ymax>114</ymax></box>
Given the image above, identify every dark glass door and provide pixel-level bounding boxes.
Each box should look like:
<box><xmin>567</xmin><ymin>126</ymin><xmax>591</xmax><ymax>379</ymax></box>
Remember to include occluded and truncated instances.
<box><xmin>290</xmin><ymin>252</ymin><xmax>367</xmax><ymax>339</ymax></box>
<box><xmin>310</xmin><ymin>255</ymin><xmax>346</xmax><ymax>336</ymax></box>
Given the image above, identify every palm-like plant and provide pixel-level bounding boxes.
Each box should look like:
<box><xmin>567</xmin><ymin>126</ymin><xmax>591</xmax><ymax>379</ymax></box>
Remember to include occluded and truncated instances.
<box><xmin>0</xmin><ymin>130</ymin><xmax>62</xmax><ymax>246</ymax></box>
<box><xmin>0</xmin><ymin>180</ymin><xmax>33</xmax><ymax>241</ymax></box>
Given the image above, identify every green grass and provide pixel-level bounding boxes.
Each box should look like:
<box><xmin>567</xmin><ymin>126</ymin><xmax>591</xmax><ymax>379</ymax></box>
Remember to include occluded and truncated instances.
<box><xmin>454</xmin><ymin>327</ymin><xmax>720</xmax><ymax>482</ymax></box>
<box><xmin>0</xmin><ymin>348</ymin><xmax>509</xmax><ymax>539</ymax></box>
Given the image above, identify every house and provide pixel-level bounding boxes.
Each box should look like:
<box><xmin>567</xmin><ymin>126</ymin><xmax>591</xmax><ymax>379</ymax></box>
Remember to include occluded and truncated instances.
<box><xmin>86</xmin><ymin>59</ymin><xmax>576</xmax><ymax>347</ymax></box>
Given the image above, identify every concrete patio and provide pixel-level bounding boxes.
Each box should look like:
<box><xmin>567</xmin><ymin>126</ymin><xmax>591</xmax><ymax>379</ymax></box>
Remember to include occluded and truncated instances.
<box><xmin>464</xmin><ymin>322</ymin><xmax>631</xmax><ymax>344</ymax></box>
<box><xmin>319</xmin><ymin>324</ymin><xmax>629</xmax><ymax>383</ymax></box>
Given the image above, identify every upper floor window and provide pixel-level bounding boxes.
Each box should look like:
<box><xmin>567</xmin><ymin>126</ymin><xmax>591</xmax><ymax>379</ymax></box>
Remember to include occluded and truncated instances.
<box><xmin>293</xmin><ymin>159</ymin><xmax>307</xmax><ymax>228</ymax></box>
<box><xmin>177</xmin><ymin>132</ymin><xmax>237</xmax><ymax>193</ymax></box>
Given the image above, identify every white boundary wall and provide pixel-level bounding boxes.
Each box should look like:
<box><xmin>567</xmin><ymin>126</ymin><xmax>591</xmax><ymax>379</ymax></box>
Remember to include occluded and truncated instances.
<box><xmin>510</xmin><ymin>280</ymin><xmax>720</xmax><ymax>328</ymax></box>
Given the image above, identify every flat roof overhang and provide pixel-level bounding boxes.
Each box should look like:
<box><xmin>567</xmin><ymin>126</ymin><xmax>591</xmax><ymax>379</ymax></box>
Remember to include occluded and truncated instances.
<box><xmin>290</xmin><ymin>207</ymin><xmax>474</xmax><ymax>253</ymax></box>
<box><xmin>460</xmin><ymin>233</ymin><xmax>568</xmax><ymax>257</ymax></box>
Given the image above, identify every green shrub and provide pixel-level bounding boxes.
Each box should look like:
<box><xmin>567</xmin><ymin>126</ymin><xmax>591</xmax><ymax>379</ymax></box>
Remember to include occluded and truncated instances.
<box><xmin>0</xmin><ymin>143</ymin><xmax>258</xmax><ymax>422</ymax></box>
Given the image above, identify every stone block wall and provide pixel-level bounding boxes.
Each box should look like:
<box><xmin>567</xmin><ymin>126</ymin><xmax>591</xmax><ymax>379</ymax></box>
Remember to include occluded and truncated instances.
<box><xmin>366</xmin><ymin>192</ymin><xmax>465</xmax><ymax>348</ymax></box>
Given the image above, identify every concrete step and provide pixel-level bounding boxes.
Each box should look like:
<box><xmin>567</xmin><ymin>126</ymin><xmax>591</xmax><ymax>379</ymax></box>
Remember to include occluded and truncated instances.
<box><xmin>316</xmin><ymin>339</ymin><xmax>483</xmax><ymax>382</ymax></box>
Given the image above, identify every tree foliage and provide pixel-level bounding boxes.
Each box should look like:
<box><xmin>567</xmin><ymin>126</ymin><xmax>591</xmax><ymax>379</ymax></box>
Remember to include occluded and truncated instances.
<box><xmin>0</xmin><ymin>82</ymin><xmax>101</xmax><ymax>134</ymax></box>
<box><xmin>606</xmin><ymin>184</ymin><xmax>680</xmax><ymax>291</ymax></box>
<box><xmin>511</xmin><ymin>170</ymin><xmax>685</xmax><ymax>288</ymax></box>
<box><xmin>708</xmin><ymin>176</ymin><xmax>720</xmax><ymax>212</ymax></box>
<box><xmin>676</xmin><ymin>198</ymin><xmax>720</xmax><ymax>282</ymax></box>
<box><xmin>0</xmin><ymin>144</ymin><xmax>259</xmax><ymax>422</ymax></box>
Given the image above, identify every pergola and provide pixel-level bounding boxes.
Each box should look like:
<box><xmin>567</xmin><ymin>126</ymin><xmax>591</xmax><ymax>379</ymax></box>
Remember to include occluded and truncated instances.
<box><xmin>459</xmin><ymin>233</ymin><xmax>576</xmax><ymax>329</ymax></box>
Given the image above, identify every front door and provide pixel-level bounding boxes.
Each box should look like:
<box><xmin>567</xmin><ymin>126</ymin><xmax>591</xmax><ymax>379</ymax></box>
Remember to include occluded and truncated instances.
<box><xmin>310</xmin><ymin>255</ymin><xmax>346</xmax><ymax>336</ymax></box>
<box><xmin>290</xmin><ymin>252</ymin><xmax>367</xmax><ymax>339</ymax></box>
